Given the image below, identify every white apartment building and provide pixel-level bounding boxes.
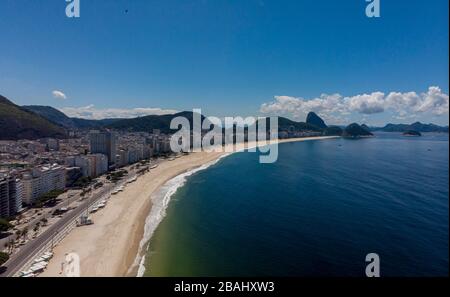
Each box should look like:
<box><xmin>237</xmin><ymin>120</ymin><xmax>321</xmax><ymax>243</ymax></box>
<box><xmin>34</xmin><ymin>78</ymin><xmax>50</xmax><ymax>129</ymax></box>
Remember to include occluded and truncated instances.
<box><xmin>88</xmin><ymin>154</ymin><xmax>108</xmax><ymax>177</ymax></box>
<box><xmin>67</xmin><ymin>155</ymin><xmax>92</xmax><ymax>177</ymax></box>
<box><xmin>66</xmin><ymin>154</ymin><xmax>108</xmax><ymax>178</ymax></box>
<box><xmin>22</xmin><ymin>164</ymin><xmax>65</xmax><ymax>205</ymax></box>
<box><xmin>15</xmin><ymin>179</ymin><xmax>24</xmax><ymax>213</ymax></box>
<box><xmin>116</xmin><ymin>149</ymin><xmax>129</xmax><ymax>168</ymax></box>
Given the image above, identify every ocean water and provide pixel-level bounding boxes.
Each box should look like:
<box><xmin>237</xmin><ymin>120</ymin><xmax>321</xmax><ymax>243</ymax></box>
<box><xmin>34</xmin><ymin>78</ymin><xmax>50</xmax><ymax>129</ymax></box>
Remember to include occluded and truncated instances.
<box><xmin>142</xmin><ymin>133</ymin><xmax>449</xmax><ymax>277</ymax></box>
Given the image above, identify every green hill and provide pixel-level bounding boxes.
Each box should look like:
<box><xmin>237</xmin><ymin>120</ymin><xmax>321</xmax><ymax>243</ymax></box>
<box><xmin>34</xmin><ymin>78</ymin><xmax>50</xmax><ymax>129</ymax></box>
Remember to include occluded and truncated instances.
<box><xmin>106</xmin><ymin>111</ymin><xmax>206</xmax><ymax>133</ymax></box>
<box><xmin>0</xmin><ymin>95</ymin><xmax>66</xmax><ymax>140</ymax></box>
<box><xmin>323</xmin><ymin>126</ymin><xmax>343</xmax><ymax>136</ymax></box>
<box><xmin>403</xmin><ymin>130</ymin><xmax>422</xmax><ymax>136</ymax></box>
<box><xmin>256</xmin><ymin>116</ymin><xmax>321</xmax><ymax>132</ymax></box>
<box><xmin>22</xmin><ymin>105</ymin><xmax>122</xmax><ymax>129</ymax></box>
<box><xmin>22</xmin><ymin>105</ymin><xmax>76</xmax><ymax>128</ymax></box>
<box><xmin>306</xmin><ymin>112</ymin><xmax>327</xmax><ymax>129</ymax></box>
<box><xmin>278</xmin><ymin>116</ymin><xmax>322</xmax><ymax>132</ymax></box>
<box><xmin>342</xmin><ymin>123</ymin><xmax>373</xmax><ymax>138</ymax></box>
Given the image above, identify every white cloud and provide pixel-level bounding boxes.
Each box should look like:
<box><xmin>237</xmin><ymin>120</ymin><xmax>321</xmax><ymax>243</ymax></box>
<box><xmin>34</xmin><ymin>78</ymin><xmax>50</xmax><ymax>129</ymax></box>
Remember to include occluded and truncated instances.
<box><xmin>385</xmin><ymin>91</ymin><xmax>420</xmax><ymax>111</ymax></box>
<box><xmin>415</xmin><ymin>86</ymin><xmax>449</xmax><ymax>115</ymax></box>
<box><xmin>347</xmin><ymin>92</ymin><xmax>385</xmax><ymax>114</ymax></box>
<box><xmin>260</xmin><ymin>93</ymin><xmax>347</xmax><ymax>121</ymax></box>
<box><xmin>52</xmin><ymin>90</ymin><xmax>67</xmax><ymax>100</ymax></box>
<box><xmin>260</xmin><ymin>86</ymin><xmax>449</xmax><ymax>124</ymax></box>
<box><xmin>59</xmin><ymin>105</ymin><xmax>179</xmax><ymax>119</ymax></box>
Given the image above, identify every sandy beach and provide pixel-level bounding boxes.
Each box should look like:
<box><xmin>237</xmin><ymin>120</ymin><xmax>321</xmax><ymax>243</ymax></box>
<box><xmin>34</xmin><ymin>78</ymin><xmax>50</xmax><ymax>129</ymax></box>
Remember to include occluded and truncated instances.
<box><xmin>40</xmin><ymin>136</ymin><xmax>337</xmax><ymax>277</ymax></box>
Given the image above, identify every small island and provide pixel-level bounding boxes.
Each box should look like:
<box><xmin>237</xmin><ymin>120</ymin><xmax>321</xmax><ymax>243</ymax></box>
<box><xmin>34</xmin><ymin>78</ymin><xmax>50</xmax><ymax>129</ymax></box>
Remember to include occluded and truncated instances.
<box><xmin>403</xmin><ymin>130</ymin><xmax>422</xmax><ymax>137</ymax></box>
<box><xmin>342</xmin><ymin>123</ymin><xmax>374</xmax><ymax>138</ymax></box>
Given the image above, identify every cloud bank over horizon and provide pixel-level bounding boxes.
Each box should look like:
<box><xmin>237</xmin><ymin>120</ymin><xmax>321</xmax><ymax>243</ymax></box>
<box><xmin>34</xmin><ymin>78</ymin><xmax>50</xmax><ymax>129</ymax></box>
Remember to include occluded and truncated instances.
<box><xmin>59</xmin><ymin>105</ymin><xmax>179</xmax><ymax>120</ymax></box>
<box><xmin>260</xmin><ymin>86</ymin><xmax>449</xmax><ymax>126</ymax></box>
<box><xmin>57</xmin><ymin>86</ymin><xmax>449</xmax><ymax>125</ymax></box>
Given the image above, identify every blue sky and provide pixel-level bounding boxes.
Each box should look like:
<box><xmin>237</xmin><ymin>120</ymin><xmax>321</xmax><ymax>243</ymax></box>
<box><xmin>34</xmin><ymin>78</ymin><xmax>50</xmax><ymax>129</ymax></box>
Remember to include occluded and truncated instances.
<box><xmin>0</xmin><ymin>0</ymin><xmax>448</xmax><ymax>125</ymax></box>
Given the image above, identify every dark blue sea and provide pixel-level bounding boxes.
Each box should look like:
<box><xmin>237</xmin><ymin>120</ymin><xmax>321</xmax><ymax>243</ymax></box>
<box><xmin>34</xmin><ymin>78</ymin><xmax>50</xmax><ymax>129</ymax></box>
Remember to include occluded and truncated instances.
<box><xmin>144</xmin><ymin>133</ymin><xmax>449</xmax><ymax>276</ymax></box>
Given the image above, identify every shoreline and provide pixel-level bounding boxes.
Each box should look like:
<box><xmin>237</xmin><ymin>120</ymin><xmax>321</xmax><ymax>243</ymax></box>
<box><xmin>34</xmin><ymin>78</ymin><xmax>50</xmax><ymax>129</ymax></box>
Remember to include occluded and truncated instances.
<box><xmin>133</xmin><ymin>152</ymin><xmax>233</xmax><ymax>277</ymax></box>
<box><xmin>39</xmin><ymin>136</ymin><xmax>338</xmax><ymax>277</ymax></box>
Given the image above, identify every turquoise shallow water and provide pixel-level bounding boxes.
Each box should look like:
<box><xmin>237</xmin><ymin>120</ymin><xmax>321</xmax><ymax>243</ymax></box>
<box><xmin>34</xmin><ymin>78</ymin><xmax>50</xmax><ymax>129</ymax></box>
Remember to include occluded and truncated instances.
<box><xmin>143</xmin><ymin>133</ymin><xmax>449</xmax><ymax>276</ymax></box>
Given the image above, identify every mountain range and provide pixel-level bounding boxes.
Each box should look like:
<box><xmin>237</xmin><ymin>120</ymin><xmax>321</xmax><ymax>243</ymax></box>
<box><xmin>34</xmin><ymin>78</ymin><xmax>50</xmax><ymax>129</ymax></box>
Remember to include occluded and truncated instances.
<box><xmin>0</xmin><ymin>95</ymin><xmax>448</xmax><ymax>140</ymax></box>
<box><xmin>23</xmin><ymin>104</ymin><xmax>325</xmax><ymax>134</ymax></box>
<box><xmin>21</xmin><ymin>105</ymin><xmax>122</xmax><ymax>129</ymax></box>
<box><xmin>371</xmin><ymin>122</ymin><xmax>449</xmax><ymax>133</ymax></box>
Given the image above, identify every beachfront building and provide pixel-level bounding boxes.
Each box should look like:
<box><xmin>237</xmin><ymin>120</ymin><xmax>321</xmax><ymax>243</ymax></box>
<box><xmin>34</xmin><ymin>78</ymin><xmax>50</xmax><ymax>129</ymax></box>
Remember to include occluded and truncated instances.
<box><xmin>127</xmin><ymin>146</ymin><xmax>144</xmax><ymax>164</ymax></box>
<box><xmin>161</xmin><ymin>139</ymin><xmax>172</xmax><ymax>153</ymax></box>
<box><xmin>151</xmin><ymin>137</ymin><xmax>160</xmax><ymax>154</ymax></box>
<box><xmin>0</xmin><ymin>175</ymin><xmax>23</xmax><ymax>218</ymax></box>
<box><xmin>65</xmin><ymin>167</ymin><xmax>83</xmax><ymax>187</ymax></box>
<box><xmin>66</xmin><ymin>155</ymin><xmax>92</xmax><ymax>177</ymax></box>
<box><xmin>0</xmin><ymin>177</ymin><xmax>9</xmax><ymax>218</ymax></box>
<box><xmin>89</xmin><ymin>131</ymin><xmax>117</xmax><ymax>165</ymax></box>
<box><xmin>116</xmin><ymin>149</ymin><xmax>129</xmax><ymax>168</ymax></box>
<box><xmin>88</xmin><ymin>154</ymin><xmax>108</xmax><ymax>177</ymax></box>
<box><xmin>22</xmin><ymin>164</ymin><xmax>66</xmax><ymax>205</ymax></box>
<box><xmin>115</xmin><ymin>145</ymin><xmax>148</xmax><ymax>167</ymax></box>
<box><xmin>65</xmin><ymin>153</ymin><xmax>107</xmax><ymax>178</ymax></box>
<box><xmin>14</xmin><ymin>178</ymin><xmax>24</xmax><ymax>213</ymax></box>
<box><xmin>143</xmin><ymin>145</ymin><xmax>154</xmax><ymax>159</ymax></box>
<box><xmin>145</xmin><ymin>135</ymin><xmax>172</xmax><ymax>155</ymax></box>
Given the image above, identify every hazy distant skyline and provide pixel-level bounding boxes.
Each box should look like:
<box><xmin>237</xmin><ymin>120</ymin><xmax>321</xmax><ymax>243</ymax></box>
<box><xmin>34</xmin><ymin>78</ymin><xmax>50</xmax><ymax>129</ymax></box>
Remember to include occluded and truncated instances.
<box><xmin>0</xmin><ymin>0</ymin><xmax>448</xmax><ymax>125</ymax></box>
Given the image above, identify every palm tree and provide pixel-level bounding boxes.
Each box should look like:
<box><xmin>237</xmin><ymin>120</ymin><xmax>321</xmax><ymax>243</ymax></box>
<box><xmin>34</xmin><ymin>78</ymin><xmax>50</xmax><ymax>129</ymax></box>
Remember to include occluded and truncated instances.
<box><xmin>0</xmin><ymin>251</ymin><xmax>9</xmax><ymax>267</ymax></box>
<box><xmin>22</xmin><ymin>227</ymin><xmax>28</xmax><ymax>240</ymax></box>
<box><xmin>8</xmin><ymin>239</ymin><xmax>15</xmax><ymax>254</ymax></box>
<box><xmin>4</xmin><ymin>240</ymin><xmax>14</xmax><ymax>255</ymax></box>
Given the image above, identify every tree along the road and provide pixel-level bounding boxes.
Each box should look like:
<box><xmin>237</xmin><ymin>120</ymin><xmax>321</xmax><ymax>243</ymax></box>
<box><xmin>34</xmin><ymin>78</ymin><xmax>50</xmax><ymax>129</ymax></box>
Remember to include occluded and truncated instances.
<box><xmin>0</xmin><ymin>218</ymin><xmax>12</xmax><ymax>233</ymax></box>
<box><xmin>0</xmin><ymin>251</ymin><xmax>9</xmax><ymax>266</ymax></box>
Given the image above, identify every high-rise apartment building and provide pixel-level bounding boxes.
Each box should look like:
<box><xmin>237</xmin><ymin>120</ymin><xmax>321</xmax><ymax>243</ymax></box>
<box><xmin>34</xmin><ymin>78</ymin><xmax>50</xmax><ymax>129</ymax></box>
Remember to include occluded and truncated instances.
<box><xmin>0</xmin><ymin>175</ymin><xmax>23</xmax><ymax>218</ymax></box>
<box><xmin>89</xmin><ymin>131</ymin><xmax>117</xmax><ymax>165</ymax></box>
